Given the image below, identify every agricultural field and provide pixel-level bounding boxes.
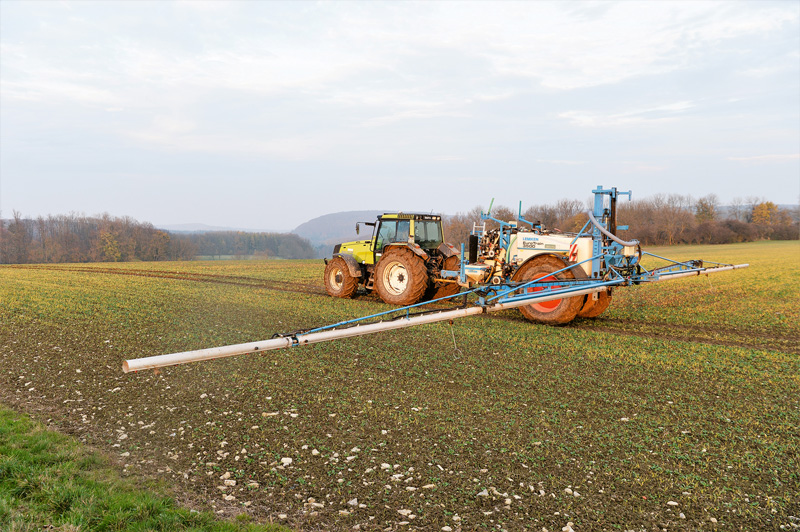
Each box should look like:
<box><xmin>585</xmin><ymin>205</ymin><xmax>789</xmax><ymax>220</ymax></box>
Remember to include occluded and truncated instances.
<box><xmin>1</xmin><ymin>240</ymin><xmax>798</xmax><ymax>531</ymax></box>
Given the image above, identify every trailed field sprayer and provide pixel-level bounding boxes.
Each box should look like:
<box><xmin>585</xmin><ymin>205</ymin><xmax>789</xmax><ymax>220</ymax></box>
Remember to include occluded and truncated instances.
<box><xmin>123</xmin><ymin>186</ymin><xmax>748</xmax><ymax>373</ymax></box>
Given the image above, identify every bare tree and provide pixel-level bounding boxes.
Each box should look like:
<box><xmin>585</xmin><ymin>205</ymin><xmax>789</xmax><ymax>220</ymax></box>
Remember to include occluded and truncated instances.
<box><xmin>553</xmin><ymin>199</ymin><xmax>584</xmax><ymax>229</ymax></box>
<box><xmin>744</xmin><ymin>196</ymin><xmax>764</xmax><ymax>223</ymax></box>
<box><xmin>6</xmin><ymin>211</ymin><xmax>33</xmax><ymax>264</ymax></box>
<box><xmin>443</xmin><ymin>211</ymin><xmax>476</xmax><ymax>247</ymax></box>
<box><xmin>0</xmin><ymin>215</ymin><xmax>6</xmax><ymax>264</ymax></box>
<box><xmin>729</xmin><ymin>197</ymin><xmax>746</xmax><ymax>222</ymax></box>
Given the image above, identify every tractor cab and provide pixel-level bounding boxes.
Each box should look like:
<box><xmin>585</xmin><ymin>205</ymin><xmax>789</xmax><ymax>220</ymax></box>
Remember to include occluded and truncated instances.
<box><xmin>372</xmin><ymin>214</ymin><xmax>444</xmax><ymax>262</ymax></box>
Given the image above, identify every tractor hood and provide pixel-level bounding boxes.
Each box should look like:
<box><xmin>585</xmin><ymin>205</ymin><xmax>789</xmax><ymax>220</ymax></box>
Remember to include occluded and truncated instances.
<box><xmin>333</xmin><ymin>240</ymin><xmax>372</xmax><ymax>255</ymax></box>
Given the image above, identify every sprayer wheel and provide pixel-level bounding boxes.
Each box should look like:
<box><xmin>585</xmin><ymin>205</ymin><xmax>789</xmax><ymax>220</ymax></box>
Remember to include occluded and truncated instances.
<box><xmin>578</xmin><ymin>289</ymin><xmax>612</xmax><ymax>318</ymax></box>
<box><xmin>324</xmin><ymin>257</ymin><xmax>358</xmax><ymax>298</ymax></box>
<box><xmin>568</xmin><ymin>262</ymin><xmax>613</xmax><ymax>318</ymax></box>
<box><xmin>511</xmin><ymin>255</ymin><xmax>583</xmax><ymax>325</ymax></box>
<box><xmin>423</xmin><ymin>255</ymin><xmax>462</xmax><ymax>301</ymax></box>
<box><xmin>375</xmin><ymin>247</ymin><xmax>429</xmax><ymax>305</ymax></box>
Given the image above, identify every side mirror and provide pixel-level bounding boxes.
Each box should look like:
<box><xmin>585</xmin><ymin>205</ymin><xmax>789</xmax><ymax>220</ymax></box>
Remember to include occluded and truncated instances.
<box><xmin>355</xmin><ymin>223</ymin><xmax>360</xmax><ymax>235</ymax></box>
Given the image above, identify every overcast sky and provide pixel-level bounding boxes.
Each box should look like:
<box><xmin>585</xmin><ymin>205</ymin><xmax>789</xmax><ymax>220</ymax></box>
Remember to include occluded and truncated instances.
<box><xmin>1</xmin><ymin>1</ymin><xmax>798</xmax><ymax>231</ymax></box>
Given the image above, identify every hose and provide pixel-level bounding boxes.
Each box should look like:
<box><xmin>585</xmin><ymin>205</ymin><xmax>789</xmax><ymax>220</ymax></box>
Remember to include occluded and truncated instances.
<box><xmin>586</xmin><ymin>211</ymin><xmax>640</xmax><ymax>247</ymax></box>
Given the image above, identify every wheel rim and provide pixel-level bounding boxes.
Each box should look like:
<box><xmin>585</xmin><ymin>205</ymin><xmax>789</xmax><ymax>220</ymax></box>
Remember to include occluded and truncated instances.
<box><xmin>525</xmin><ymin>274</ymin><xmax>562</xmax><ymax>313</ymax></box>
<box><xmin>329</xmin><ymin>267</ymin><xmax>344</xmax><ymax>290</ymax></box>
<box><xmin>382</xmin><ymin>261</ymin><xmax>408</xmax><ymax>296</ymax></box>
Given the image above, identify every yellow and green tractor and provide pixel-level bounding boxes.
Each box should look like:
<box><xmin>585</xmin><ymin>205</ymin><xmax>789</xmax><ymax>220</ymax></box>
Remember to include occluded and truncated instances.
<box><xmin>323</xmin><ymin>213</ymin><xmax>461</xmax><ymax>305</ymax></box>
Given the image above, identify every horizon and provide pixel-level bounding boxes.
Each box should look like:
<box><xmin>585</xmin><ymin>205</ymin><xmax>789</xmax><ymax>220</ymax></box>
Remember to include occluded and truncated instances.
<box><xmin>3</xmin><ymin>198</ymin><xmax>798</xmax><ymax>236</ymax></box>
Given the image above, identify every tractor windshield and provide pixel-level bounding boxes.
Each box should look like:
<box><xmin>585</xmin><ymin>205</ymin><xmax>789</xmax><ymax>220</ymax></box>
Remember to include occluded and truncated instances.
<box><xmin>414</xmin><ymin>220</ymin><xmax>443</xmax><ymax>249</ymax></box>
<box><xmin>376</xmin><ymin>220</ymin><xmax>411</xmax><ymax>250</ymax></box>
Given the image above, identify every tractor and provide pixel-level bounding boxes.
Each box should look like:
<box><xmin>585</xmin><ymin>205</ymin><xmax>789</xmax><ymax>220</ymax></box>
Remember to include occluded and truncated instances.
<box><xmin>323</xmin><ymin>213</ymin><xmax>461</xmax><ymax>305</ymax></box>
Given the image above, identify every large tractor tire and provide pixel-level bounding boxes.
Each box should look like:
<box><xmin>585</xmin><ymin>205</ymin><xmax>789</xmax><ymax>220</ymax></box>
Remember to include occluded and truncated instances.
<box><xmin>511</xmin><ymin>255</ymin><xmax>583</xmax><ymax>325</ymax></box>
<box><xmin>375</xmin><ymin>247</ymin><xmax>429</xmax><ymax>305</ymax></box>
<box><xmin>569</xmin><ymin>263</ymin><xmax>613</xmax><ymax>319</ymax></box>
<box><xmin>423</xmin><ymin>255</ymin><xmax>462</xmax><ymax>301</ymax></box>
<box><xmin>324</xmin><ymin>257</ymin><xmax>358</xmax><ymax>298</ymax></box>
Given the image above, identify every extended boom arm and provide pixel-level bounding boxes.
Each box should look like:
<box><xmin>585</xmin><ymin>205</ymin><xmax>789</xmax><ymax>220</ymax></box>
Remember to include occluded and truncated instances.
<box><xmin>123</xmin><ymin>262</ymin><xmax>747</xmax><ymax>373</ymax></box>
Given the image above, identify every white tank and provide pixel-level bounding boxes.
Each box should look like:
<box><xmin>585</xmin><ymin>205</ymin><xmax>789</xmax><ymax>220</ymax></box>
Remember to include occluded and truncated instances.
<box><xmin>509</xmin><ymin>233</ymin><xmax>594</xmax><ymax>276</ymax></box>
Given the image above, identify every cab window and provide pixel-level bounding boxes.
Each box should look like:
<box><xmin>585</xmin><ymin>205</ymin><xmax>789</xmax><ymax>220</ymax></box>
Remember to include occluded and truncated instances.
<box><xmin>414</xmin><ymin>220</ymin><xmax>443</xmax><ymax>248</ymax></box>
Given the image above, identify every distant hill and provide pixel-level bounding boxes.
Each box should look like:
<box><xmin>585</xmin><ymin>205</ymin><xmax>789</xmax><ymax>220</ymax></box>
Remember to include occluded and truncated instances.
<box><xmin>294</xmin><ymin>210</ymin><xmax>386</xmax><ymax>245</ymax></box>
<box><xmin>293</xmin><ymin>210</ymin><xmax>386</xmax><ymax>257</ymax></box>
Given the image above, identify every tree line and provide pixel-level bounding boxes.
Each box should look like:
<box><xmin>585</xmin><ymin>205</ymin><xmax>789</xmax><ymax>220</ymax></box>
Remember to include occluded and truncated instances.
<box><xmin>443</xmin><ymin>194</ymin><xmax>799</xmax><ymax>247</ymax></box>
<box><xmin>2</xmin><ymin>194</ymin><xmax>796</xmax><ymax>265</ymax></box>
<box><xmin>0</xmin><ymin>212</ymin><xmax>316</xmax><ymax>264</ymax></box>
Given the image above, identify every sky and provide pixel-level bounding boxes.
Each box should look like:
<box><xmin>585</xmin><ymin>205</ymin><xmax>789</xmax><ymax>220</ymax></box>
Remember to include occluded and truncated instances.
<box><xmin>1</xmin><ymin>1</ymin><xmax>798</xmax><ymax>232</ymax></box>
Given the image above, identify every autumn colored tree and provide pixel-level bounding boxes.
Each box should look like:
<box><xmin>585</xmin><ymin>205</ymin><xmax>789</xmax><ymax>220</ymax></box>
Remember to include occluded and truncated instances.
<box><xmin>99</xmin><ymin>230</ymin><xmax>122</xmax><ymax>262</ymax></box>
<box><xmin>751</xmin><ymin>201</ymin><xmax>778</xmax><ymax>225</ymax></box>
<box><xmin>750</xmin><ymin>201</ymin><xmax>798</xmax><ymax>239</ymax></box>
<box><xmin>695</xmin><ymin>194</ymin><xmax>719</xmax><ymax>223</ymax></box>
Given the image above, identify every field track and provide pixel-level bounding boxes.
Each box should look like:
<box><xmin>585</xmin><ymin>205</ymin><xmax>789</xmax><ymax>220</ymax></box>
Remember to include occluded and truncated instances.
<box><xmin>10</xmin><ymin>264</ymin><xmax>328</xmax><ymax>296</ymax></box>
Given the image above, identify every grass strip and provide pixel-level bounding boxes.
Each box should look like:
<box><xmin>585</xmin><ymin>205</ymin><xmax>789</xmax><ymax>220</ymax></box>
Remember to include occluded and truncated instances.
<box><xmin>0</xmin><ymin>404</ymin><xmax>289</xmax><ymax>532</ymax></box>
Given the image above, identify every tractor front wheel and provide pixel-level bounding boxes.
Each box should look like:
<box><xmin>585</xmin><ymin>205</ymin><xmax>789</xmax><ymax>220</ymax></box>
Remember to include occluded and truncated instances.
<box><xmin>375</xmin><ymin>247</ymin><xmax>429</xmax><ymax>305</ymax></box>
<box><xmin>511</xmin><ymin>255</ymin><xmax>583</xmax><ymax>325</ymax></box>
<box><xmin>324</xmin><ymin>257</ymin><xmax>358</xmax><ymax>298</ymax></box>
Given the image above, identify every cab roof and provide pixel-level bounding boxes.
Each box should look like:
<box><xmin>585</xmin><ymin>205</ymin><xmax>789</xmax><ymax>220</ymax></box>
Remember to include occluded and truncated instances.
<box><xmin>378</xmin><ymin>213</ymin><xmax>442</xmax><ymax>221</ymax></box>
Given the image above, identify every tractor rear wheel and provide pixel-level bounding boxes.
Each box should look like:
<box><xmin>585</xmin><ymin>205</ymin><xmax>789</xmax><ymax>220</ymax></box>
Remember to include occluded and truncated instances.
<box><xmin>324</xmin><ymin>257</ymin><xmax>358</xmax><ymax>298</ymax></box>
<box><xmin>423</xmin><ymin>255</ymin><xmax>461</xmax><ymax>301</ymax></box>
<box><xmin>375</xmin><ymin>247</ymin><xmax>429</xmax><ymax>305</ymax></box>
<box><xmin>511</xmin><ymin>255</ymin><xmax>583</xmax><ymax>325</ymax></box>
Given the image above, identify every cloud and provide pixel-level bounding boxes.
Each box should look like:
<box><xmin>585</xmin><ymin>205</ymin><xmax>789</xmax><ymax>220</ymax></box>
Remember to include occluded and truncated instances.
<box><xmin>126</xmin><ymin>127</ymin><xmax>325</xmax><ymax>160</ymax></box>
<box><xmin>3</xmin><ymin>2</ymin><xmax>796</xmax><ymax>111</ymax></box>
<box><xmin>0</xmin><ymin>78</ymin><xmax>119</xmax><ymax>106</ymax></box>
<box><xmin>728</xmin><ymin>154</ymin><xmax>800</xmax><ymax>163</ymax></box>
<box><xmin>559</xmin><ymin>101</ymin><xmax>695</xmax><ymax>127</ymax></box>
<box><xmin>620</xmin><ymin>162</ymin><xmax>668</xmax><ymax>174</ymax></box>
<box><xmin>361</xmin><ymin>108</ymin><xmax>470</xmax><ymax>127</ymax></box>
<box><xmin>0</xmin><ymin>43</ymin><xmax>122</xmax><ymax>106</ymax></box>
<box><xmin>478</xmin><ymin>2</ymin><xmax>799</xmax><ymax>90</ymax></box>
<box><xmin>535</xmin><ymin>159</ymin><xmax>586</xmax><ymax>166</ymax></box>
